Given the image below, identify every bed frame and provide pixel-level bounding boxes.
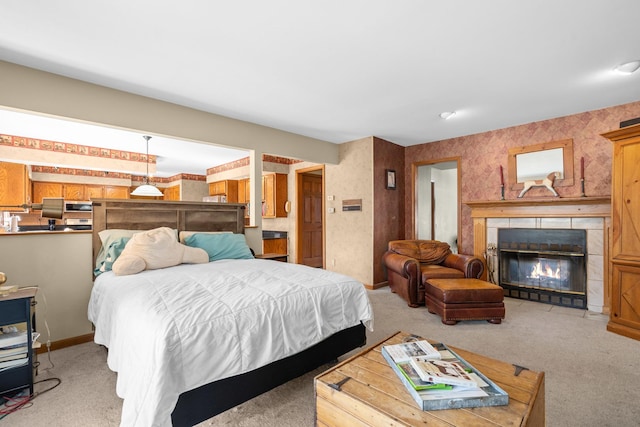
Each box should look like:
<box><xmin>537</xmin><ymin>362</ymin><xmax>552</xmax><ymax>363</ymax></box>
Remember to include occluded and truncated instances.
<box><xmin>91</xmin><ymin>199</ymin><xmax>367</xmax><ymax>426</ymax></box>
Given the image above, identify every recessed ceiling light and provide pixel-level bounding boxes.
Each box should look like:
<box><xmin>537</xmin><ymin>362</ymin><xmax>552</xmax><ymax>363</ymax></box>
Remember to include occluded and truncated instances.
<box><xmin>439</xmin><ymin>111</ymin><xmax>457</xmax><ymax>120</ymax></box>
<box><xmin>614</xmin><ymin>60</ymin><xmax>640</xmax><ymax>75</ymax></box>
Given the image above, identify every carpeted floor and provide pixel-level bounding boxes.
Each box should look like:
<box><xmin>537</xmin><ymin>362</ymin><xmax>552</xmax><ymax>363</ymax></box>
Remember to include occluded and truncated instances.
<box><xmin>4</xmin><ymin>287</ymin><xmax>640</xmax><ymax>426</ymax></box>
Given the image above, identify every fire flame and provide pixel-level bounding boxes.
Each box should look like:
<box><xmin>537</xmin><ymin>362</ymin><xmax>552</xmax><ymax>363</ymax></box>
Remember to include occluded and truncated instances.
<box><xmin>530</xmin><ymin>261</ymin><xmax>561</xmax><ymax>279</ymax></box>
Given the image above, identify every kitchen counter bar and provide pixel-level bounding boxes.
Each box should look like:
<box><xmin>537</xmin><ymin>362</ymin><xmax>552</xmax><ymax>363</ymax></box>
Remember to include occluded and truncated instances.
<box><xmin>0</xmin><ymin>230</ymin><xmax>91</xmax><ymax>235</ymax></box>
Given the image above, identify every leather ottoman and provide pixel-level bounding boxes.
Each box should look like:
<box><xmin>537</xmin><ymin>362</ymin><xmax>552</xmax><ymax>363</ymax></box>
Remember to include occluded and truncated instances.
<box><xmin>425</xmin><ymin>278</ymin><xmax>505</xmax><ymax>325</ymax></box>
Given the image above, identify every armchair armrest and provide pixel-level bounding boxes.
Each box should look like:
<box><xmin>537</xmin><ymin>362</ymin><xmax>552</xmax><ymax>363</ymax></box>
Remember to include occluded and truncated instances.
<box><xmin>442</xmin><ymin>253</ymin><xmax>485</xmax><ymax>279</ymax></box>
<box><xmin>382</xmin><ymin>251</ymin><xmax>419</xmax><ymax>278</ymax></box>
<box><xmin>382</xmin><ymin>251</ymin><xmax>422</xmax><ymax>307</ymax></box>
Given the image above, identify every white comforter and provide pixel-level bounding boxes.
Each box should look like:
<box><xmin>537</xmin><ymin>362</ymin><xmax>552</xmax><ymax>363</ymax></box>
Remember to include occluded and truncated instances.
<box><xmin>88</xmin><ymin>259</ymin><xmax>373</xmax><ymax>427</ymax></box>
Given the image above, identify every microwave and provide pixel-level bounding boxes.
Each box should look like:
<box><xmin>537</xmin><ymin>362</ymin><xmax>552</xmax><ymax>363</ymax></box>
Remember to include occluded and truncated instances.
<box><xmin>64</xmin><ymin>201</ymin><xmax>93</xmax><ymax>212</ymax></box>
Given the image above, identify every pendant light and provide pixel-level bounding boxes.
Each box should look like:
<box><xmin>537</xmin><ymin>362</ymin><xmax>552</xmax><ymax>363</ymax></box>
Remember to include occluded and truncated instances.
<box><xmin>131</xmin><ymin>135</ymin><xmax>163</xmax><ymax>197</ymax></box>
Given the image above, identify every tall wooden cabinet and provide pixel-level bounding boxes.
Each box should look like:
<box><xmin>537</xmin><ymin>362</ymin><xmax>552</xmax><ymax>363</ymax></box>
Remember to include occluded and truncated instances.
<box><xmin>262</xmin><ymin>173</ymin><xmax>288</xmax><ymax>218</ymax></box>
<box><xmin>603</xmin><ymin>124</ymin><xmax>640</xmax><ymax>341</ymax></box>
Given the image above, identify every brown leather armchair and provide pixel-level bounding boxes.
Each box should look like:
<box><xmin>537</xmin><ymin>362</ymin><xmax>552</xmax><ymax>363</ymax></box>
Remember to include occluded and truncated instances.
<box><xmin>382</xmin><ymin>240</ymin><xmax>485</xmax><ymax>307</ymax></box>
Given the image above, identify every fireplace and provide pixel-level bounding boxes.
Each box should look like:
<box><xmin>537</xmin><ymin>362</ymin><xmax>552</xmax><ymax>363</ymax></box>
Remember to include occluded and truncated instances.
<box><xmin>498</xmin><ymin>228</ymin><xmax>587</xmax><ymax>309</ymax></box>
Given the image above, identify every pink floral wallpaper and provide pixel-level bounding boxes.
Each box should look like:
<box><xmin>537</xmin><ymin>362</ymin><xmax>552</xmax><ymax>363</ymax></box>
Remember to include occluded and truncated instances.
<box><xmin>404</xmin><ymin>101</ymin><xmax>640</xmax><ymax>255</ymax></box>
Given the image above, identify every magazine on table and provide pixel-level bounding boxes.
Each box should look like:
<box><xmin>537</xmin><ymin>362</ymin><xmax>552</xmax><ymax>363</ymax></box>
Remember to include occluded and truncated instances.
<box><xmin>382</xmin><ymin>339</ymin><xmax>441</xmax><ymax>363</ymax></box>
<box><xmin>409</xmin><ymin>358</ymin><xmax>477</xmax><ymax>388</ymax></box>
<box><xmin>381</xmin><ymin>338</ymin><xmax>509</xmax><ymax>411</ymax></box>
<box><xmin>395</xmin><ymin>361</ymin><xmax>452</xmax><ymax>391</ymax></box>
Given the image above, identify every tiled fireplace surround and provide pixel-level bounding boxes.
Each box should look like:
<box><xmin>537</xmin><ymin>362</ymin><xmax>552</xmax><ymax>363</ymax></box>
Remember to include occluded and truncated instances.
<box><xmin>467</xmin><ymin>197</ymin><xmax>611</xmax><ymax>313</ymax></box>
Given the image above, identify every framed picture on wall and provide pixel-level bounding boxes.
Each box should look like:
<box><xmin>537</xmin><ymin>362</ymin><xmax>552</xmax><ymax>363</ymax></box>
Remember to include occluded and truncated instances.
<box><xmin>386</xmin><ymin>169</ymin><xmax>396</xmax><ymax>190</ymax></box>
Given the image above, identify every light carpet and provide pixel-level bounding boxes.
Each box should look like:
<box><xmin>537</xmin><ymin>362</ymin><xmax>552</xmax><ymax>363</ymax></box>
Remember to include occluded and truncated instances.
<box><xmin>5</xmin><ymin>287</ymin><xmax>640</xmax><ymax>426</ymax></box>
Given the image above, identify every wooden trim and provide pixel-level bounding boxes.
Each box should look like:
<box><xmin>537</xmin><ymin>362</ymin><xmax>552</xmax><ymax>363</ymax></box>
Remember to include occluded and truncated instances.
<box><xmin>466</xmin><ymin>196</ymin><xmax>611</xmax><ymax>218</ymax></box>
<box><xmin>36</xmin><ymin>332</ymin><xmax>94</xmax><ymax>354</ymax></box>
<box><xmin>410</xmin><ymin>157</ymin><xmax>461</xmax><ymax>246</ymax></box>
<box><xmin>365</xmin><ymin>281</ymin><xmax>388</xmax><ymax>290</ymax></box>
<box><xmin>603</xmin><ymin>216</ymin><xmax>611</xmax><ymax>315</ymax></box>
<box><xmin>472</xmin><ymin>218</ymin><xmax>488</xmax><ymax>280</ymax></box>
<box><xmin>601</xmin><ymin>123</ymin><xmax>640</xmax><ymax>141</ymax></box>
<box><xmin>507</xmin><ymin>138</ymin><xmax>574</xmax><ymax>190</ymax></box>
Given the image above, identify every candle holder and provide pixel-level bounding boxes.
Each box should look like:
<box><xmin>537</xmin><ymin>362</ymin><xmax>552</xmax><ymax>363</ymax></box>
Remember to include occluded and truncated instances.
<box><xmin>500</xmin><ymin>184</ymin><xmax>505</xmax><ymax>200</ymax></box>
<box><xmin>580</xmin><ymin>178</ymin><xmax>586</xmax><ymax>197</ymax></box>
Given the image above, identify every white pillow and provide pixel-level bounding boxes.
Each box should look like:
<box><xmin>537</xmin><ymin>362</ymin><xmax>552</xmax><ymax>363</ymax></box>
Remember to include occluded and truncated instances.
<box><xmin>113</xmin><ymin>227</ymin><xmax>208</xmax><ymax>276</ymax></box>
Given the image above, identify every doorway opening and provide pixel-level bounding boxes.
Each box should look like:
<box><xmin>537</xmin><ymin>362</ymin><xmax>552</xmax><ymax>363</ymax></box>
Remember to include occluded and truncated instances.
<box><xmin>413</xmin><ymin>159</ymin><xmax>460</xmax><ymax>252</ymax></box>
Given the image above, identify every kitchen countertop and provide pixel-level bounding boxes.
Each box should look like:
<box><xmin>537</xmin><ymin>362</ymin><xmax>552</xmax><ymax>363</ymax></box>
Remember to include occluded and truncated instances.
<box><xmin>0</xmin><ymin>229</ymin><xmax>91</xmax><ymax>235</ymax></box>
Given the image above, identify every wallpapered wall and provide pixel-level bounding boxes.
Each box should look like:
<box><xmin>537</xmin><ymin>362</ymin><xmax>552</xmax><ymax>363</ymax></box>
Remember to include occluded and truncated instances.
<box><xmin>373</xmin><ymin>136</ymin><xmax>405</xmax><ymax>284</ymax></box>
<box><xmin>404</xmin><ymin>101</ymin><xmax>640</xmax><ymax>256</ymax></box>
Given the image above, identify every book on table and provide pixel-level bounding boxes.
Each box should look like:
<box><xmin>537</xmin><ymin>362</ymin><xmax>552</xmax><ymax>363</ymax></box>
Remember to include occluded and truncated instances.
<box><xmin>381</xmin><ymin>339</ymin><xmax>509</xmax><ymax>411</ymax></box>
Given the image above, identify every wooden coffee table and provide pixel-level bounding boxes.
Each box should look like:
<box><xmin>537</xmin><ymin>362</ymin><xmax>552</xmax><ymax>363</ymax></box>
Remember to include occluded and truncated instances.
<box><xmin>315</xmin><ymin>331</ymin><xmax>545</xmax><ymax>426</ymax></box>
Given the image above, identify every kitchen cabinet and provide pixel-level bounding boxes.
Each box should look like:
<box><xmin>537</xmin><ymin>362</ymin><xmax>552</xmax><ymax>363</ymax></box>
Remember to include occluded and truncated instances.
<box><xmin>209</xmin><ymin>180</ymin><xmax>238</xmax><ymax>203</ymax></box>
<box><xmin>603</xmin><ymin>124</ymin><xmax>640</xmax><ymax>341</ymax></box>
<box><xmin>263</xmin><ymin>238</ymin><xmax>287</xmax><ymax>255</ymax></box>
<box><xmin>0</xmin><ymin>162</ymin><xmax>31</xmax><ymax>210</ymax></box>
<box><xmin>32</xmin><ymin>182</ymin><xmax>63</xmax><ymax>204</ymax></box>
<box><xmin>164</xmin><ymin>185</ymin><xmax>180</xmax><ymax>201</ymax></box>
<box><xmin>33</xmin><ymin>182</ymin><xmax>130</xmax><ymax>203</ymax></box>
<box><xmin>262</xmin><ymin>230</ymin><xmax>288</xmax><ymax>259</ymax></box>
<box><xmin>237</xmin><ymin>178</ymin><xmax>250</xmax><ymax>204</ymax></box>
<box><xmin>85</xmin><ymin>185</ymin><xmax>104</xmax><ymax>200</ymax></box>
<box><xmin>262</xmin><ymin>173</ymin><xmax>288</xmax><ymax>218</ymax></box>
<box><xmin>64</xmin><ymin>183</ymin><xmax>85</xmax><ymax>201</ymax></box>
<box><xmin>104</xmin><ymin>186</ymin><xmax>130</xmax><ymax>199</ymax></box>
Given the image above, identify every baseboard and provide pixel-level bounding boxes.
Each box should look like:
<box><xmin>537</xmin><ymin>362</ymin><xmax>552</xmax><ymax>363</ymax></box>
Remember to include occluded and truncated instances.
<box><xmin>36</xmin><ymin>333</ymin><xmax>94</xmax><ymax>354</ymax></box>
<box><xmin>365</xmin><ymin>281</ymin><xmax>388</xmax><ymax>290</ymax></box>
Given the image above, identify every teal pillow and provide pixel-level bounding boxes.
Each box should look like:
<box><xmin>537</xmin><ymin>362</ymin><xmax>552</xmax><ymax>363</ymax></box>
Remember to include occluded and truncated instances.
<box><xmin>184</xmin><ymin>233</ymin><xmax>253</xmax><ymax>262</ymax></box>
<box><xmin>94</xmin><ymin>237</ymin><xmax>130</xmax><ymax>276</ymax></box>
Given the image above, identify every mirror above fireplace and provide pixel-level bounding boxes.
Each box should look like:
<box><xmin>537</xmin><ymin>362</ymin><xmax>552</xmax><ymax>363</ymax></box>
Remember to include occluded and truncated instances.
<box><xmin>507</xmin><ymin>138</ymin><xmax>574</xmax><ymax>190</ymax></box>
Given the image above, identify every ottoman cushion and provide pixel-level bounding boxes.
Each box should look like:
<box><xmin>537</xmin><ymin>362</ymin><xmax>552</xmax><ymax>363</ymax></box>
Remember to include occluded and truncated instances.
<box><xmin>426</xmin><ymin>278</ymin><xmax>504</xmax><ymax>304</ymax></box>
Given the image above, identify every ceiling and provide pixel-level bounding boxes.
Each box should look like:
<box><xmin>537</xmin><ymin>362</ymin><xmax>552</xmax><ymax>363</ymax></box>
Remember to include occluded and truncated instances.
<box><xmin>1</xmin><ymin>1</ymin><xmax>639</xmax><ymax>176</ymax></box>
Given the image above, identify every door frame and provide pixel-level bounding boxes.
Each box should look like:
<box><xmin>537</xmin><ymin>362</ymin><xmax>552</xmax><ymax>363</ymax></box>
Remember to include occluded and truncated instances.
<box><xmin>295</xmin><ymin>164</ymin><xmax>325</xmax><ymax>267</ymax></box>
<box><xmin>411</xmin><ymin>157</ymin><xmax>462</xmax><ymax>249</ymax></box>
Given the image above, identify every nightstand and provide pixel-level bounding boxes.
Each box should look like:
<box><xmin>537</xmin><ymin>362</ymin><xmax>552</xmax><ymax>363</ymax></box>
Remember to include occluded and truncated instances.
<box><xmin>255</xmin><ymin>253</ymin><xmax>288</xmax><ymax>262</ymax></box>
<box><xmin>0</xmin><ymin>288</ymin><xmax>37</xmax><ymax>399</ymax></box>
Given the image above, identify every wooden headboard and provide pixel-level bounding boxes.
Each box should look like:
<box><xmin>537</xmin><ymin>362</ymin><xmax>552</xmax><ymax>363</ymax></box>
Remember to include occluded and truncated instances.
<box><xmin>91</xmin><ymin>198</ymin><xmax>246</xmax><ymax>267</ymax></box>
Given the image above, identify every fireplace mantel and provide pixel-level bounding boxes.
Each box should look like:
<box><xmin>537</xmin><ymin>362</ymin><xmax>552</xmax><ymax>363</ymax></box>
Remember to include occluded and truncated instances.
<box><xmin>466</xmin><ymin>196</ymin><xmax>611</xmax><ymax>219</ymax></box>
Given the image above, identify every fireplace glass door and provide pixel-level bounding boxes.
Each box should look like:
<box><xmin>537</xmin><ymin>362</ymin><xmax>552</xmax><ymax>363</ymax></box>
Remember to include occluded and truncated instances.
<box><xmin>500</xmin><ymin>252</ymin><xmax>585</xmax><ymax>294</ymax></box>
<box><xmin>498</xmin><ymin>228</ymin><xmax>587</xmax><ymax>308</ymax></box>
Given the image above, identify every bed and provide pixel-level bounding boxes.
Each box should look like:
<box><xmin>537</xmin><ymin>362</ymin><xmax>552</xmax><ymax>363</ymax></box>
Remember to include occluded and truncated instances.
<box><xmin>87</xmin><ymin>199</ymin><xmax>373</xmax><ymax>427</ymax></box>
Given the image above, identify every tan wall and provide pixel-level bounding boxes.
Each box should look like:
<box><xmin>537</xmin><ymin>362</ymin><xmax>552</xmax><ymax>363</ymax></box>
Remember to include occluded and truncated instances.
<box><xmin>325</xmin><ymin>138</ymin><xmax>374</xmax><ymax>285</ymax></box>
<box><xmin>30</xmin><ymin>171</ymin><xmax>132</xmax><ymax>187</ymax></box>
<box><xmin>180</xmin><ymin>180</ymin><xmax>208</xmax><ymax>202</ymax></box>
<box><xmin>0</xmin><ymin>60</ymin><xmax>339</xmax><ymax>165</ymax></box>
<box><xmin>0</xmin><ymin>233</ymin><xmax>94</xmax><ymax>342</ymax></box>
